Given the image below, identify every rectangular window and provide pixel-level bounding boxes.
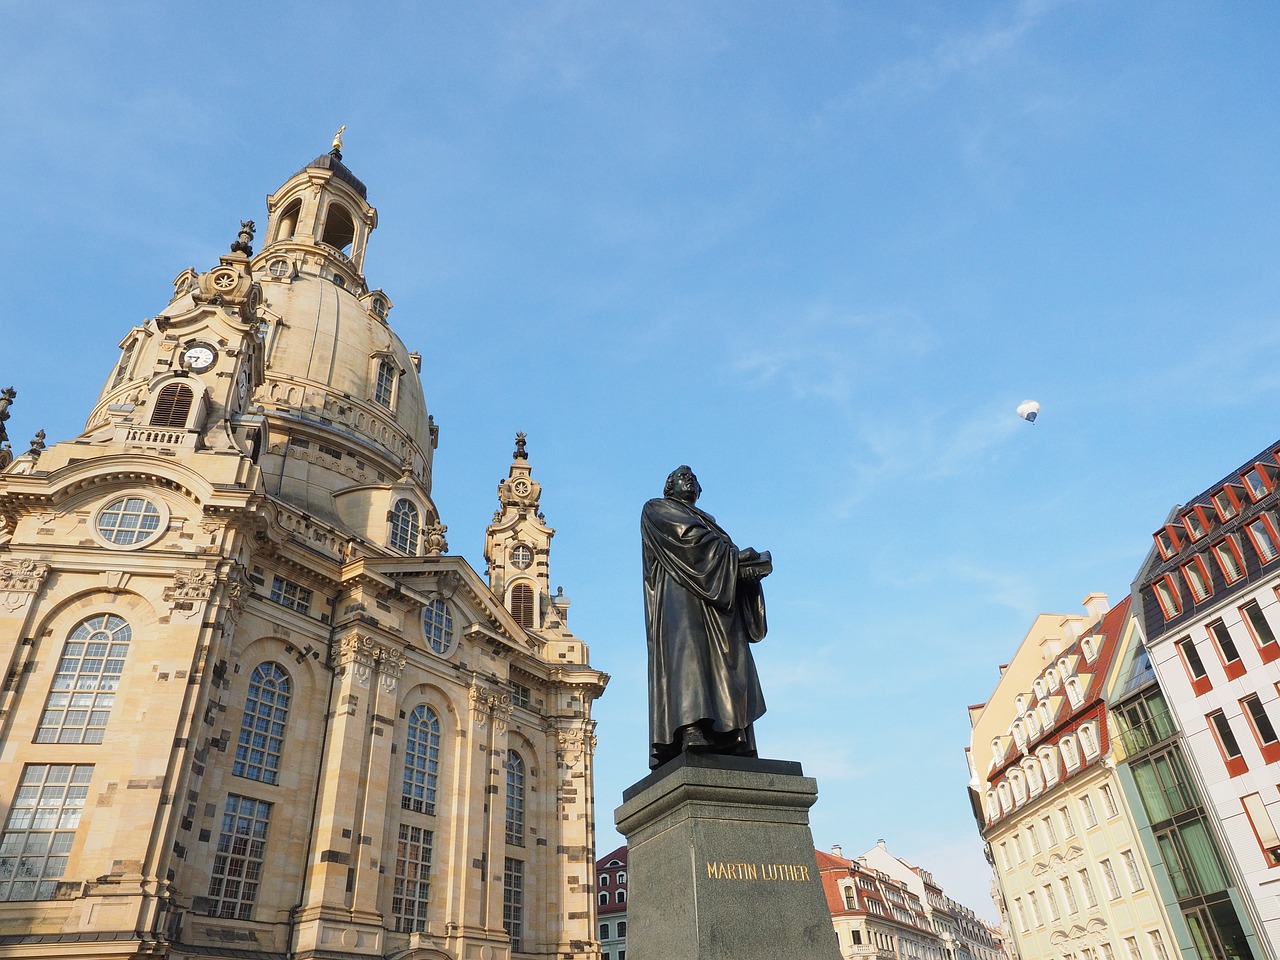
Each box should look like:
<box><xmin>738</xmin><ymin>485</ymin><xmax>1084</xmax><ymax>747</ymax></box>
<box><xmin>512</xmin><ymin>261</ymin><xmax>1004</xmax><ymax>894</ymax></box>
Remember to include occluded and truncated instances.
<box><xmin>1241</xmin><ymin>694</ymin><xmax>1280</xmax><ymax>763</ymax></box>
<box><xmin>1060</xmin><ymin>875</ymin><xmax>1078</xmax><ymax>914</ymax></box>
<box><xmin>1081</xmin><ymin>794</ymin><xmax>1098</xmax><ymax>828</ymax></box>
<box><xmin>1177</xmin><ymin>637</ymin><xmax>1212</xmax><ymax>695</ymax></box>
<box><xmin>269</xmin><ymin>575</ymin><xmax>312</xmax><ymax>614</ymax></box>
<box><xmin>1125</xmin><ymin>937</ymin><xmax>1142</xmax><ymax>960</ymax></box>
<box><xmin>1183</xmin><ymin>507</ymin><xmax>1210</xmax><ymax>541</ymax></box>
<box><xmin>1043</xmin><ymin>815</ymin><xmax>1058</xmax><ymax>846</ymax></box>
<box><xmin>1241</xmin><ymin>792</ymin><xmax>1280</xmax><ymax>866</ymax></box>
<box><xmin>0</xmin><ymin>764</ymin><xmax>92</xmax><ymax>901</ymax></box>
<box><xmin>1131</xmin><ymin>748</ymin><xmax>1200</xmax><ymax>822</ymax></box>
<box><xmin>1208</xmin><ymin>710</ymin><xmax>1248</xmax><ymax>777</ymax></box>
<box><xmin>508</xmin><ymin>681</ymin><xmax>531</xmax><ymax>708</ymax></box>
<box><xmin>208</xmin><ymin>794</ymin><xmax>271</xmax><ymax>920</ymax></box>
<box><xmin>1154</xmin><ymin>575</ymin><xmax>1182</xmax><ymax>619</ymax></box>
<box><xmin>1014</xmin><ymin>833</ymin><xmax>1026</xmax><ymax>862</ymax></box>
<box><xmin>1214</xmin><ymin>487</ymin><xmax>1242</xmax><ymax>521</ymax></box>
<box><xmin>392</xmin><ymin>824</ymin><xmax>432</xmax><ymax>933</ymax></box>
<box><xmin>1207</xmin><ymin>620</ymin><xmax>1246</xmax><ymax>680</ymax></box>
<box><xmin>1242</xmin><ymin>465</ymin><xmax>1274</xmax><ymax>501</ymax></box>
<box><xmin>1000</xmin><ymin>842</ymin><xmax>1011</xmax><ymax>871</ymax></box>
<box><xmin>1149</xmin><ymin>930</ymin><xmax>1169</xmax><ymax>960</ymax></box>
<box><xmin>1044</xmin><ymin>884</ymin><xmax>1060</xmax><ymax>921</ymax></box>
<box><xmin>503</xmin><ymin>858</ymin><xmax>524</xmax><ymax>952</ymax></box>
<box><xmin>1121</xmin><ymin>849</ymin><xmax>1144</xmax><ymax>891</ymax></box>
<box><xmin>1060</xmin><ymin>805</ymin><xmax>1076</xmax><ymax>838</ymax></box>
<box><xmin>1078</xmin><ymin>868</ymin><xmax>1097</xmax><ymax>907</ymax></box>
<box><xmin>1027</xmin><ymin>824</ymin><xmax>1041</xmax><ymax>854</ymax></box>
<box><xmin>1212</xmin><ymin>538</ymin><xmax>1246</xmax><ymax>584</ymax></box>
<box><xmin>1102</xmin><ymin>944</ymin><xmax>1116</xmax><ymax>960</ymax></box>
<box><xmin>1182</xmin><ymin>557</ymin><xmax>1213</xmax><ymax>602</ymax></box>
<box><xmin>1100</xmin><ymin>858</ymin><xmax>1120</xmax><ymax>899</ymax></box>
<box><xmin>1247</xmin><ymin>516</ymin><xmax>1280</xmax><ymax>563</ymax></box>
<box><xmin>1101</xmin><ymin>784</ymin><xmax>1120</xmax><ymax>819</ymax></box>
<box><xmin>1243</xmin><ymin>599</ymin><xmax>1280</xmax><ymax>662</ymax></box>
<box><xmin>1155</xmin><ymin>527</ymin><xmax>1182</xmax><ymax>560</ymax></box>
<box><xmin>1028</xmin><ymin>889</ymin><xmax>1043</xmax><ymax>926</ymax></box>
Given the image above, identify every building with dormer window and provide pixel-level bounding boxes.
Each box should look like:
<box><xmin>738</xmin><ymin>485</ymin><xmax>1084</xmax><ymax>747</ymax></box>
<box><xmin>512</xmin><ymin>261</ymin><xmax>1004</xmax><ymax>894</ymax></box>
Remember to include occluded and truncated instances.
<box><xmin>0</xmin><ymin>142</ymin><xmax>607</xmax><ymax>960</ymax></box>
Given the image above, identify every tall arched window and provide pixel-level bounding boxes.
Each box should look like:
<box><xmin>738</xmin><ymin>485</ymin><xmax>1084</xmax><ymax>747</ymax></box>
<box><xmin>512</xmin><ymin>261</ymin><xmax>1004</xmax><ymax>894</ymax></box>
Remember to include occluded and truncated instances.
<box><xmin>36</xmin><ymin>614</ymin><xmax>131</xmax><ymax>743</ymax></box>
<box><xmin>390</xmin><ymin>499</ymin><xmax>420</xmax><ymax>554</ymax></box>
<box><xmin>150</xmin><ymin>383</ymin><xmax>193</xmax><ymax>427</ymax></box>
<box><xmin>402</xmin><ymin>705</ymin><xmax>441</xmax><ymax>816</ymax></box>
<box><xmin>373</xmin><ymin>359</ymin><xmax>396</xmax><ymax>408</ymax></box>
<box><xmin>505</xmin><ymin>750</ymin><xmax>525</xmax><ymax>845</ymax></box>
<box><xmin>510</xmin><ymin>583</ymin><xmax>534</xmax><ymax>630</ymax></box>
<box><xmin>275</xmin><ymin>198</ymin><xmax>302</xmax><ymax>241</ymax></box>
<box><xmin>234</xmin><ymin>663</ymin><xmax>292</xmax><ymax>785</ymax></box>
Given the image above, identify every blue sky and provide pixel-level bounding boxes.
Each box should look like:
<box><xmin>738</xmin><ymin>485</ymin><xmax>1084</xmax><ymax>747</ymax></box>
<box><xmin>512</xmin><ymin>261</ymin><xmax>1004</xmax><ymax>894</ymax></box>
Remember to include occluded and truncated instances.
<box><xmin>4</xmin><ymin>1</ymin><xmax>1280</xmax><ymax>917</ymax></box>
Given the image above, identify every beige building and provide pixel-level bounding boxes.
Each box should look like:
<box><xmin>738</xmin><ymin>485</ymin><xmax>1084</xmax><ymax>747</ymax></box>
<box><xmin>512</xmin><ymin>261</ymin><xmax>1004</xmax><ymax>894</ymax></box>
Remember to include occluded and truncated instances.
<box><xmin>968</xmin><ymin>596</ymin><xmax>1183</xmax><ymax>960</ymax></box>
<box><xmin>0</xmin><ymin>143</ymin><xmax>607</xmax><ymax>960</ymax></box>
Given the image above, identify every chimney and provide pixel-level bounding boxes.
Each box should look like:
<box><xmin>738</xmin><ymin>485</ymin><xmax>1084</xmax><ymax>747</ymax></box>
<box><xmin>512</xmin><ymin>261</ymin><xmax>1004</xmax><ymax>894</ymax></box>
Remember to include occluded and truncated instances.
<box><xmin>1081</xmin><ymin>592</ymin><xmax>1110</xmax><ymax>626</ymax></box>
<box><xmin>877</xmin><ymin>839</ymin><xmax>886</xmax><ymax>850</ymax></box>
<box><xmin>832</xmin><ymin>844</ymin><xmax>843</xmax><ymax>858</ymax></box>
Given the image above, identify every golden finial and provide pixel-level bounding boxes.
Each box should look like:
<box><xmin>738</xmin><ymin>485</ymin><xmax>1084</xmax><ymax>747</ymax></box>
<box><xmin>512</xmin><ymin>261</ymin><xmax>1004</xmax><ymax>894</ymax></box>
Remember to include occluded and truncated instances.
<box><xmin>332</xmin><ymin>125</ymin><xmax>346</xmax><ymax>153</ymax></box>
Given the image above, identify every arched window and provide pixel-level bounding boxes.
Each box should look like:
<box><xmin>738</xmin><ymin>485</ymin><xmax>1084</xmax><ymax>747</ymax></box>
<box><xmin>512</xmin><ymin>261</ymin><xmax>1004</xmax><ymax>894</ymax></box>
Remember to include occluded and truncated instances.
<box><xmin>511</xmin><ymin>583</ymin><xmax>534</xmax><ymax>629</ymax></box>
<box><xmin>617</xmin><ymin>920</ymin><xmax>627</xmax><ymax>937</ymax></box>
<box><xmin>36</xmin><ymin>614</ymin><xmax>131</xmax><ymax>743</ymax></box>
<box><xmin>321</xmin><ymin>202</ymin><xmax>356</xmax><ymax>253</ymax></box>
<box><xmin>234</xmin><ymin>663</ymin><xmax>291</xmax><ymax>784</ymax></box>
<box><xmin>616</xmin><ymin>889</ymin><xmax>627</xmax><ymax>904</ymax></box>
<box><xmin>422</xmin><ymin>599</ymin><xmax>455</xmax><ymax>656</ymax></box>
<box><xmin>599</xmin><ymin>874</ymin><xmax>609</xmax><ymax>887</ymax></box>
<box><xmin>112</xmin><ymin>338</ymin><xmax>137</xmax><ymax>388</ymax></box>
<box><xmin>505</xmin><ymin>750</ymin><xmax>525</xmax><ymax>845</ymax></box>
<box><xmin>617</xmin><ymin>871</ymin><xmax>626</xmax><ymax>884</ymax></box>
<box><xmin>598</xmin><ymin>891</ymin><xmax>608</xmax><ymax>906</ymax></box>
<box><xmin>373</xmin><ymin>359</ymin><xmax>396</xmax><ymax>407</ymax></box>
<box><xmin>600</xmin><ymin>922</ymin><xmax>610</xmax><ymax>939</ymax></box>
<box><xmin>275</xmin><ymin>198</ymin><xmax>302</xmax><ymax>241</ymax></box>
<box><xmin>150</xmin><ymin>383</ymin><xmax>193</xmax><ymax>428</ymax></box>
<box><xmin>402</xmin><ymin>705</ymin><xmax>441</xmax><ymax>815</ymax></box>
<box><xmin>390</xmin><ymin>499</ymin><xmax>420</xmax><ymax>554</ymax></box>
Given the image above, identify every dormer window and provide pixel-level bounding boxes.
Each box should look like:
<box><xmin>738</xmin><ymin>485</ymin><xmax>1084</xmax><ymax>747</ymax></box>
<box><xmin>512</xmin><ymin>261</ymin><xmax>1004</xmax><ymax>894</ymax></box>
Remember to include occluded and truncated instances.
<box><xmin>1153</xmin><ymin>574</ymin><xmax>1183</xmax><ymax>620</ymax></box>
<box><xmin>1154</xmin><ymin>525</ymin><xmax>1183</xmax><ymax>560</ymax></box>
<box><xmin>373</xmin><ymin>359</ymin><xmax>397</xmax><ymax>408</ymax></box>
<box><xmin>1033</xmin><ymin>679</ymin><xmax>1046</xmax><ymax>700</ymax></box>
<box><xmin>1182</xmin><ymin>505</ymin><xmax>1214</xmax><ymax>541</ymax></box>
<box><xmin>372</xmin><ymin>296</ymin><xmax>388</xmax><ymax>318</ymax></box>
<box><xmin>150</xmin><ymin>383</ymin><xmax>194</xmax><ymax>428</ymax></box>
<box><xmin>1060</xmin><ymin>735</ymin><xmax>1080</xmax><ymax>771</ymax></box>
<box><xmin>1242</xmin><ymin>464</ymin><xmax>1278</xmax><ymax>502</ymax></box>
<box><xmin>1182</xmin><ymin>556</ymin><xmax>1214</xmax><ymax>602</ymax></box>
<box><xmin>1213</xmin><ymin>486</ymin><xmax>1245</xmax><ymax>521</ymax></box>
<box><xmin>1065</xmin><ymin>676</ymin><xmax>1085</xmax><ymax>708</ymax></box>
<box><xmin>1212</xmin><ymin>537</ymin><xmax>1246</xmax><ymax>584</ymax></box>
<box><xmin>321</xmin><ymin>202</ymin><xmax>356</xmax><ymax>254</ymax></box>
<box><xmin>1246</xmin><ymin>516</ymin><xmax>1280</xmax><ymax>564</ymax></box>
<box><xmin>1080</xmin><ymin>635</ymin><xmax>1097</xmax><ymax>662</ymax></box>
<box><xmin>1045</xmin><ymin>667</ymin><xmax>1060</xmax><ymax>692</ymax></box>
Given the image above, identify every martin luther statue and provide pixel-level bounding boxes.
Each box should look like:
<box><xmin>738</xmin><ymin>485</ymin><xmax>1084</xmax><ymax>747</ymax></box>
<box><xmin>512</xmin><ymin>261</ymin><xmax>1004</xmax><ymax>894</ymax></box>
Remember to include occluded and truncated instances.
<box><xmin>641</xmin><ymin>465</ymin><xmax>772</xmax><ymax>769</ymax></box>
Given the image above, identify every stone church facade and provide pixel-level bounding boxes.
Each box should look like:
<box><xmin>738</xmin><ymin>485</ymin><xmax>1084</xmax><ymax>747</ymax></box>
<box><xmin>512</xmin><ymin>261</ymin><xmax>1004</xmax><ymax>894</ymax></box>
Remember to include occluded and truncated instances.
<box><xmin>0</xmin><ymin>144</ymin><xmax>607</xmax><ymax>960</ymax></box>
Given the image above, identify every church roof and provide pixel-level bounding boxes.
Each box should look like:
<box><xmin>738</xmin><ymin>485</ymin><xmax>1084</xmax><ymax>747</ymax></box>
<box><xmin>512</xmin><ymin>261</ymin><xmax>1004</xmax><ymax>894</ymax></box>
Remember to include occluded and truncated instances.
<box><xmin>296</xmin><ymin>150</ymin><xmax>369</xmax><ymax>198</ymax></box>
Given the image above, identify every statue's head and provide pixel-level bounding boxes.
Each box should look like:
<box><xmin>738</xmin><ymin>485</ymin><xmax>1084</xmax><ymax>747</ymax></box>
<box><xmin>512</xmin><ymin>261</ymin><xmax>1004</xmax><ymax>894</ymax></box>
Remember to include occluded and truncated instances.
<box><xmin>664</xmin><ymin>465</ymin><xmax>701</xmax><ymax>504</ymax></box>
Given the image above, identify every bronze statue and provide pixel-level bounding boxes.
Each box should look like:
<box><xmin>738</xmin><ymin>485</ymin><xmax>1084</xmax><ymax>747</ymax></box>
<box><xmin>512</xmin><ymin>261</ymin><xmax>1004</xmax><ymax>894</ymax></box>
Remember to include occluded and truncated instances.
<box><xmin>641</xmin><ymin>465</ymin><xmax>771</xmax><ymax>769</ymax></box>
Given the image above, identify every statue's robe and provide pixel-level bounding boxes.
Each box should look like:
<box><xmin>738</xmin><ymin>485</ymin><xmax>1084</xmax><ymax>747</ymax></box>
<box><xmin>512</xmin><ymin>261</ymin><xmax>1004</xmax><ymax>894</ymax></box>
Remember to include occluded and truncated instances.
<box><xmin>641</xmin><ymin>495</ymin><xmax>766</xmax><ymax>768</ymax></box>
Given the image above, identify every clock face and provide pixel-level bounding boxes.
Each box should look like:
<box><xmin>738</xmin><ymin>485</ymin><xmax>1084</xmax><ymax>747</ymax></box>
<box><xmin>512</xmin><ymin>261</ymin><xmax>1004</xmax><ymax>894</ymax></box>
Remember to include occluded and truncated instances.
<box><xmin>183</xmin><ymin>344</ymin><xmax>216</xmax><ymax>372</ymax></box>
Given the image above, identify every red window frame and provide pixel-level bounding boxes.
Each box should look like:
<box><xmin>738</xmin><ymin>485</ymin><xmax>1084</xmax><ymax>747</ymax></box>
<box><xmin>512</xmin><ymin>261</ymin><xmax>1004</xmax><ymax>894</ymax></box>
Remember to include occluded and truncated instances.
<box><xmin>1240</xmin><ymin>792</ymin><xmax>1280</xmax><ymax>868</ymax></box>
<box><xmin>1212</xmin><ymin>537</ymin><xmax>1247</xmax><ymax>584</ymax></box>
<box><xmin>1181</xmin><ymin>556</ymin><xmax>1213</xmax><ymax>602</ymax></box>
<box><xmin>1242</xmin><ymin>598</ymin><xmax>1280</xmax><ymax>664</ymax></box>
<box><xmin>1214</xmin><ymin>486</ymin><xmax>1245</xmax><ymax>521</ymax></box>
<box><xmin>1176</xmin><ymin>636</ymin><xmax>1213</xmax><ymax>696</ymax></box>
<box><xmin>1153</xmin><ymin>575</ymin><xmax>1182</xmax><ymax>620</ymax></box>
<box><xmin>1182</xmin><ymin>506</ymin><xmax>1213</xmax><ymax>542</ymax></box>
<box><xmin>1240</xmin><ymin>693</ymin><xmax>1280</xmax><ymax>764</ymax></box>
<box><xmin>1242</xmin><ymin>464</ymin><xmax>1279</xmax><ymax>501</ymax></box>
<box><xmin>1246</xmin><ymin>515</ymin><xmax>1280</xmax><ymax>564</ymax></box>
<box><xmin>1207</xmin><ymin>619</ymin><xmax>1247</xmax><ymax>681</ymax></box>
<box><xmin>1154</xmin><ymin>526</ymin><xmax>1183</xmax><ymax>561</ymax></box>
<box><xmin>1207</xmin><ymin>709</ymin><xmax>1248</xmax><ymax>777</ymax></box>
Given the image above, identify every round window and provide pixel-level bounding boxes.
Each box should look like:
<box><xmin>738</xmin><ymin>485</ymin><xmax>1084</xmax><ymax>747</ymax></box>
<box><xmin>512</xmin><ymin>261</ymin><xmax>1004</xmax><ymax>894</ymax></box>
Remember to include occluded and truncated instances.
<box><xmin>268</xmin><ymin>259</ymin><xmax>290</xmax><ymax>278</ymax></box>
<box><xmin>423</xmin><ymin>599</ymin><xmax>455</xmax><ymax>656</ymax></box>
<box><xmin>95</xmin><ymin>496</ymin><xmax>165</xmax><ymax>547</ymax></box>
<box><xmin>510</xmin><ymin>544</ymin><xmax>533</xmax><ymax>569</ymax></box>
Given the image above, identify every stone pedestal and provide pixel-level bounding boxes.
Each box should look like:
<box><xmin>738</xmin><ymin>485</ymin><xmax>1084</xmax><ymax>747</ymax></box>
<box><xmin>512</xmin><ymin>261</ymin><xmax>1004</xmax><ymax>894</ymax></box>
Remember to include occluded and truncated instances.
<box><xmin>614</xmin><ymin>753</ymin><xmax>841</xmax><ymax>960</ymax></box>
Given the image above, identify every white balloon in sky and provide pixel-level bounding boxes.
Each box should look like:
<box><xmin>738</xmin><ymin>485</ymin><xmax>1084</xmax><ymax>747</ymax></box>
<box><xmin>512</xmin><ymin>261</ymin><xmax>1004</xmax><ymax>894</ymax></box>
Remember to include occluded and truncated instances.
<box><xmin>1017</xmin><ymin>400</ymin><xmax>1040</xmax><ymax>424</ymax></box>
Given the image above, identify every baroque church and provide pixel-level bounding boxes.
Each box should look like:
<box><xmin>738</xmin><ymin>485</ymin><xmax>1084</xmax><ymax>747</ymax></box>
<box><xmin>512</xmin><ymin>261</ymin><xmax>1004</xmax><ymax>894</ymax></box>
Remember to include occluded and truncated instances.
<box><xmin>0</xmin><ymin>140</ymin><xmax>608</xmax><ymax>960</ymax></box>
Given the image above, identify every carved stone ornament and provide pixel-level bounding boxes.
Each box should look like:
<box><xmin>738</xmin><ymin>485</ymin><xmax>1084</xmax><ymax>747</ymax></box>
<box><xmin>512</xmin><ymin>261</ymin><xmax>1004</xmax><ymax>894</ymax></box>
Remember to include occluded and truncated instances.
<box><xmin>424</xmin><ymin>521</ymin><xmax>448</xmax><ymax>557</ymax></box>
<box><xmin>469</xmin><ymin>679</ymin><xmax>513</xmax><ymax>729</ymax></box>
<box><xmin>556</xmin><ymin>727</ymin><xmax>592</xmax><ymax>766</ymax></box>
<box><xmin>334</xmin><ymin>633</ymin><xmax>406</xmax><ymax>691</ymax></box>
<box><xmin>164</xmin><ymin>568</ymin><xmax>218</xmax><ymax>619</ymax></box>
<box><xmin>0</xmin><ymin>558</ymin><xmax>50</xmax><ymax>593</ymax></box>
<box><xmin>0</xmin><ymin>558</ymin><xmax>49</xmax><ymax>610</ymax></box>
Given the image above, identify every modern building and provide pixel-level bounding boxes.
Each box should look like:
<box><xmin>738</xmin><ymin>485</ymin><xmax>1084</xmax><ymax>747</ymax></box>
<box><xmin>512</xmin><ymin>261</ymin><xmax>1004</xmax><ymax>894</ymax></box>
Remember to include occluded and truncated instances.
<box><xmin>1132</xmin><ymin>439</ymin><xmax>1280</xmax><ymax>955</ymax></box>
<box><xmin>0</xmin><ymin>143</ymin><xmax>608</xmax><ymax>960</ymax></box>
<box><xmin>969</xmin><ymin>595</ymin><xmax>1188</xmax><ymax>960</ymax></box>
<box><xmin>595</xmin><ymin>845</ymin><xmax>627</xmax><ymax>960</ymax></box>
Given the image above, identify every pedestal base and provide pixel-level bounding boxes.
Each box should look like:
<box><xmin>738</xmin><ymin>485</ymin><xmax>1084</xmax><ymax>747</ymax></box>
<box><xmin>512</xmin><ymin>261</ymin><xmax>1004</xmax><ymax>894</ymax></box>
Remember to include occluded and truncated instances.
<box><xmin>615</xmin><ymin>753</ymin><xmax>841</xmax><ymax>960</ymax></box>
